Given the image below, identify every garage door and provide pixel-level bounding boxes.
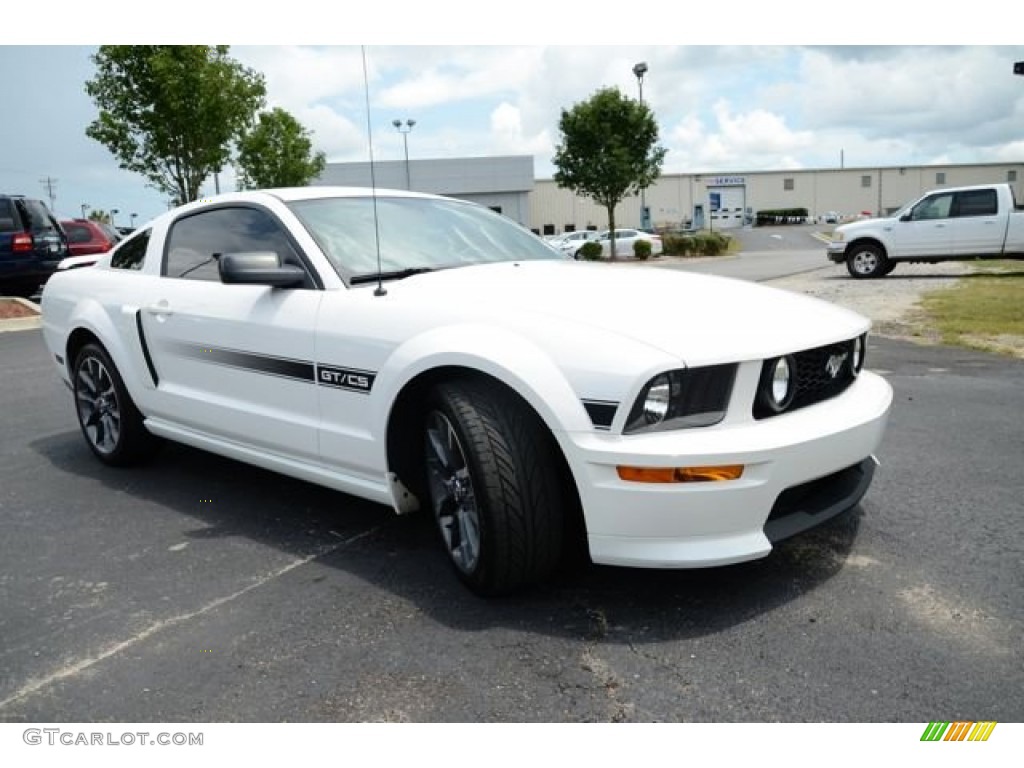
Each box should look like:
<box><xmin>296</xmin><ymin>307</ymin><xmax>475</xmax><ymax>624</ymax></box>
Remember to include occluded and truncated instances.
<box><xmin>709</xmin><ymin>186</ymin><xmax>746</xmax><ymax>230</ymax></box>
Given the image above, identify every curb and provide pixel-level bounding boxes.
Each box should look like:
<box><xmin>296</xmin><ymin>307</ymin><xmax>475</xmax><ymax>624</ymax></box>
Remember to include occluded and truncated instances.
<box><xmin>0</xmin><ymin>297</ymin><xmax>42</xmax><ymax>333</ymax></box>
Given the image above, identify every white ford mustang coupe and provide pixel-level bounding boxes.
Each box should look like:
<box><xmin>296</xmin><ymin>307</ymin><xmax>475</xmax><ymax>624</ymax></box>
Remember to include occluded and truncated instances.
<box><xmin>41</xmin><ymin>188</ymin><xmax>892</xmax><ymax>595</ymax></box>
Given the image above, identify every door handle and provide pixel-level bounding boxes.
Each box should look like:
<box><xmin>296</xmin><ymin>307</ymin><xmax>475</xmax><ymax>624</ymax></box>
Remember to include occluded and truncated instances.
<box><xmin>145</xmin><ymin>301</ymin><xmax>174</xmax><ymax>318</ymax></box>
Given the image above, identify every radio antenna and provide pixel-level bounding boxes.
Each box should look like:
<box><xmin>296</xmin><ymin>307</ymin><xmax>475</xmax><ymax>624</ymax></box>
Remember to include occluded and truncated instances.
<box><xmin>361</xmin><ymin>45</ymin><xmax>386</xmax><ymax>297</ymax></box>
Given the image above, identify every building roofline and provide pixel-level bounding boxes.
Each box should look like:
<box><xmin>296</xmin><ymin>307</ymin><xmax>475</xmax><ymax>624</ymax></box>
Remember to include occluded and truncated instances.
<box><xmin>537</xmin><ymin>159</ymin><xmax>1023</xmax><ymax>182</ymax></box>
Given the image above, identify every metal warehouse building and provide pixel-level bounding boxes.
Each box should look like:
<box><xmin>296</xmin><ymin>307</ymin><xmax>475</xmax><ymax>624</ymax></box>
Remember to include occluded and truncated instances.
<box><xmin>315</xmin><ymin>155</ymin><xmax>534</xmax><ymax>226</ymax></box>
<box><xmin>318</xmin><ymin>157</ymin><xmax>1023</xmax><ymax>234</ymax></box>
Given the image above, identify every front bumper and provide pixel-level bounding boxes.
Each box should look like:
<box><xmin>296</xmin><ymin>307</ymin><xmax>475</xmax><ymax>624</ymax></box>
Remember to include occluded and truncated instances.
<box><xmin>826</xmin><ymin>242</ymin><xmax>847</xmax><ymax>263</ymax></box>
<box><xmin>562</xmin><ymin>369</ymin><xmax>892</xmax><ymax>568</ymax></box>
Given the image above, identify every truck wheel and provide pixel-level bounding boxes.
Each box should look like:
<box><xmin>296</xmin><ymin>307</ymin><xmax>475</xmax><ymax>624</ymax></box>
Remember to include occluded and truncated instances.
<box><xmin>73</xmin><ymin>343</ymin><xmax>160</xmax><ymax>466</ymax></box>
<box><xmin>423</xmin><ymin>379</ymin><xmax>564</xmax><ymax>596</ymax></box>
<box><xmin>846</xmin><ymin>244</ymin><xmax>890</xmax><ymax>279</ymax></box>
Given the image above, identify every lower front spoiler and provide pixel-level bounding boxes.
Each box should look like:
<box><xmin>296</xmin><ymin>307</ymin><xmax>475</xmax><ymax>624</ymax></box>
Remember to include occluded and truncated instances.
<box><xmin>764</xmin><ymin>456</ymin><xmax>876</xmax><ymax>542</ymax></box>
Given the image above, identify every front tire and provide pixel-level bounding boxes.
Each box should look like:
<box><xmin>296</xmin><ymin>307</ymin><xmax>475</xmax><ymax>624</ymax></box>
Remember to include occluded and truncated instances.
<box><xmin>73</xmin><ymin>343</ymin><xmax>160</xmax><ymax>466</ymax></box>
<box><xmin>846</xmin><ymin>243</ymin><xmax>890</xmax><ymax>279</ymax></box>
<box><xmin>423</xmin><ymin>379</ymin><xmax>565</xmax><ymax>596</ymax></box>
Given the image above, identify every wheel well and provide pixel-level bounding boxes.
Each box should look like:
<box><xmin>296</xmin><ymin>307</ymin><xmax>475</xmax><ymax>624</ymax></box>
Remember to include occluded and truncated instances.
<box><xmin>847</xmin><ymin>238</ymin><xmax>887</xmax><ymax>259</ymax></box>
<box><xmin>386</xmin><ymin>366</ymin><xmax>588</xmax><ymax>556</ymax></box>
<box><xmin>65</xmin><ymin>328</ymin><xmax>103</xmax><ymax>379</ymax></box>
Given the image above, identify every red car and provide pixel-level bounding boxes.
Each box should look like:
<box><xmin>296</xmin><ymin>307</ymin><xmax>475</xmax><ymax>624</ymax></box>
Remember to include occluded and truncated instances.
<box><xmin>60</xmin><ymin>219</ymin><xmax>122</xmax><ymax>258</ymax></box>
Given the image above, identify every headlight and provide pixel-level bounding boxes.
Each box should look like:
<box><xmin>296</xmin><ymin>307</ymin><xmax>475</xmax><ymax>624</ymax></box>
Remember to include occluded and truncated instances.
<box><xmin>832</xmin><ymin>232</ymin><xmax>845</xmax><ymax>243</ymax></box>
<box><xmin>643</xmin><ymin>374</ymin><xmax>672</xmax><ymax>425</ymax></box>
<box><xmin>757</xmin><ymin>355</ymin><xmax>797</xmax><ymax>414</ymax></box>
<box><xmin>624</xmin><ymin>365</ymin><xmax>737</xmax><ymax>434</ymax></box>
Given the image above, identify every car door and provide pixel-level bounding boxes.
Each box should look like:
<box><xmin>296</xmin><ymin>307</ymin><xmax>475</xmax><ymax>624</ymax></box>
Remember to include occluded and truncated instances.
<box><xmin>892</xmin><ymin>191</ymin><xmax>954</xmax><ymax>258</ymax></box>
<box><xmin>951</xmin><ymin>188</ymin><xmax>1003</xmax><ymax>255</ymax></box>
<box><xmin>138</xmin><ymin>205</ymin><xmax>323</xmax><ymax>463</ymax></box>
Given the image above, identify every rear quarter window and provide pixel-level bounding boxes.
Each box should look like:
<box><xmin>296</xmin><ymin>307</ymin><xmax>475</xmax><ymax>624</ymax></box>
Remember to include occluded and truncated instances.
<box><xmin>15</xmin><ymin>199</ymin><xmax>59</xmax><ymax>232</ymax></box>
<box><xmin>0</xmin><ymin>198</ymin><xmax>19</xmax><ymax>231</ymax></box>
<box><xmin>110</xmin><ymin>228</ymin><xmax>151</xmax><ymax>271</ymax></box>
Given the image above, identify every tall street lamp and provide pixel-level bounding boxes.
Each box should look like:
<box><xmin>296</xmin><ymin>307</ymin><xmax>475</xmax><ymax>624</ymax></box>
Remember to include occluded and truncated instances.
<box><xmin>80</xmin><ymin>203</ymin><xmax>90</xmax><ymax>219</ymax></box>
<box><xmin>130</xmin><ymin>213</ymin><xmax>138</xmax><ymax>228</ymax></box>
<box><xmin>110</xmin><ymin>208</ymin><xmax>120</xmax><ymax>227</ymax></box>
<box><xmin>392</xmin><ymin>118</ymin><xmax>416</xmax><ymax>190</ymax></box>
<box><xmin>633</xmin><ymin>61</ymin><xmax>649</xmax><ymax>229</ymax></box>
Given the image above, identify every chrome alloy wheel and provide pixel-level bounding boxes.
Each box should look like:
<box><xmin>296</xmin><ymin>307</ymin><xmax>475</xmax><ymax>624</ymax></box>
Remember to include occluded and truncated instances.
<box><xmin>424</xmin><ymin>411</ymin><xmax>481</xmax><ymax>574</ymax></box>
<box><xmin>75</xmin><ymin>355</ymin><xmax>121</xmax><ymax>455</ymax></box>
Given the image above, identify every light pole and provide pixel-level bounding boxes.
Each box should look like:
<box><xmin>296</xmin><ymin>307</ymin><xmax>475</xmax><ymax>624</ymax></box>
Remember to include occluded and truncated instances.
<box><xmin>130</xmin><ymin>213</ymin><xmax>138</xmax><ymax>228</ymax></box>
<box><xmin>109</xmin><ymin>208</ymin><xmax>120</xmax><ymax>228</ymax></box>
<box><xmin>80</xmin><ymin>203</ymin><xmax>90</xmax><ymax>219</ymax></box>
<box><xmin>633</xmin><ymin>61</ymin><xmax>649</xmax><ymax>229</ymax></box>
<box><xmin>392</xmin><ymin>118</ymin><xmax>416</xmax><ymax>190</ymax></box>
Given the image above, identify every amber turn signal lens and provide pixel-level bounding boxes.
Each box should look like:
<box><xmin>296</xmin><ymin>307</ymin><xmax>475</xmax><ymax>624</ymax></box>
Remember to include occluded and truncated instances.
<box><xmin>616</xmin><ymin>465</ymin><xmax>744</xmax><ymax>483</ymax></box>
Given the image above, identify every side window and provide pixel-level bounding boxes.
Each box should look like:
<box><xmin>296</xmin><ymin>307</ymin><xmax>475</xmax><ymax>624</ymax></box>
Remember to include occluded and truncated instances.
<box><xmin>111</xmin><ymin>228</ymin><xmax>151</xmax><ymax>270</ymax></box>
<box><xmin>164</xmin><ymin>206</ymin><xmax>303</xmax><ymax>283</ymax></box>
<box><xmin>910</xmin><ymin>193</ymin><xmax>954</xmax><ymax>221</ymax></box>
<box><xmin>955</xmin><ymin>189</ymin><xmax>997</xmax><ymax>218</ymax></box>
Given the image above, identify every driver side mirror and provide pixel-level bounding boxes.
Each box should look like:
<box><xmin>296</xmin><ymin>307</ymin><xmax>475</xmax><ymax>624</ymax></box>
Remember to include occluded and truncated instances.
<box><xmin>899</xmin><ymin>213</ymin><xmax>912</xmax><ymax>222</ymax></box>
<box><xmin>219</xmin><ymin>251</ymin><xmax>306</xmax><ymax>288</ymax></box>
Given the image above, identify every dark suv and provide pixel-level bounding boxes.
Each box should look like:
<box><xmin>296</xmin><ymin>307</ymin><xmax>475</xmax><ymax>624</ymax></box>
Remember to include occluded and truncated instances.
<box><xmin>0</xmin><ymin>195</ymin><xmax>69</xmax><ymax>297</ymax></box>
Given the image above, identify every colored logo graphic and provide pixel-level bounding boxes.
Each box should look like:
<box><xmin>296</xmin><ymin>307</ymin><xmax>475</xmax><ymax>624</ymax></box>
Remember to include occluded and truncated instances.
<box><xmin>921</xmin><ymin>721</ymin><xmax>997</xmax><ymax>742</ymax></box>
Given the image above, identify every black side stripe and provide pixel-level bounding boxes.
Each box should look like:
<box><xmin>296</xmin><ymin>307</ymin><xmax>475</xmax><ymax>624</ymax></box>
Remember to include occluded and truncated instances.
<box><xmin>582</xmin><ymin>399</ymin><xmax>618</xmax><ymax>430</ymax></box>
<box><xmin>135</xmin><ymin>310</ymin><xmax>159</xmax><ymax>386</ymax></box>
<box><xmin>168</xmin><ymin>342</ymin><xmax>375</xmax><ymax>394</ymax></box>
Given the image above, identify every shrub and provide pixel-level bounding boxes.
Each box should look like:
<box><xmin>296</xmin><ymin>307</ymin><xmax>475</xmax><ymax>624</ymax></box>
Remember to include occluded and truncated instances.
<box><xmin>633</xmin><ymin>239</ymin><xmax>652</xmax><ymax>260</ymax></box>
<box><xmin>695</xmin><ymin>232</ymin><xmax>730</xmax><ymax>256</ymax></box>
<box><xmin>662</xmin><ymin>234</ymin><xmax>696</xmax><ymax>256</ymax></box>
<box><xmin>578</xmin><ymin>241</ymin><xmax>603</xmax><ymax>261</ymax></box>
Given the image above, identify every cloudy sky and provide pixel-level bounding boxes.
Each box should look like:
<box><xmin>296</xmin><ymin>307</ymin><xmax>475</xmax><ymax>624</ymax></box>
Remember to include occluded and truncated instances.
<box><xmin>2</xmin><ymin>39</ymin><xmax>1022</xmax><ymax>226</ymax></box>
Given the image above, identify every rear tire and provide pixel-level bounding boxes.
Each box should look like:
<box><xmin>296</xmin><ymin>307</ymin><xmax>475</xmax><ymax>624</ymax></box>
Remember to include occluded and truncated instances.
<box><xmin>846</xmin><ymin>243</ymin><xmax>890</xmax><ymax>279</ymax></box>
<box><xmin>422</xmin><ymin>379</ymin><xmax>565</xmax><ymax>596</ymax></box>
<box><xmin>73</xmin><ymin>343</ymin><xmax>160</xmax><ymax>466</ymax></box>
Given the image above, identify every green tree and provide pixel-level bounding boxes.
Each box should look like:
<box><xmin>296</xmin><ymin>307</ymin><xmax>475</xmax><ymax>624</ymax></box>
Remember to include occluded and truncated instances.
<box><xmin>85</xmin><ymin>45</ymin><xmax>266</xmax><ymax>205</ymax></box>
<box><xmin>553</xmin><ymin>87</ymin><xmax>666</xmax><ymax>259</ymax></box>
<box><xmin>87</xmin><ymin>209</ymin><xmax>111</xmax><ymax>224</ymax></box>
<box><xmin>235</xmin><ymin>108</ymin><xmax>327</xmax><ymax>190</ymax></box>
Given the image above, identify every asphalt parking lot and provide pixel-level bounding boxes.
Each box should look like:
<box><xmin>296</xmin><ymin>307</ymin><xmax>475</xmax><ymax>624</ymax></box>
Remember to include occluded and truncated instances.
<box><xmin>1</xmin><ymin>324</ymin><xmax>1022</xmax><ymax>723</ymax></box>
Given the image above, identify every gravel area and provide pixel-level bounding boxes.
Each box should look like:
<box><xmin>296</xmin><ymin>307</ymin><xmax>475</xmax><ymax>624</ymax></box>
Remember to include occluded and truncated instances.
<box><xmin>768</xmin><ymin>261</ymin><xmax>982</xmax><ymax>347</ymax></box>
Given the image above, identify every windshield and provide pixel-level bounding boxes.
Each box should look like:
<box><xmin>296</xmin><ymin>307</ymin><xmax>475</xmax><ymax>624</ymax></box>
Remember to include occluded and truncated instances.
<box><xmin>287</xmin><ymin>196</ymin><xmax>565</xmax><ymax>282</ymax></box>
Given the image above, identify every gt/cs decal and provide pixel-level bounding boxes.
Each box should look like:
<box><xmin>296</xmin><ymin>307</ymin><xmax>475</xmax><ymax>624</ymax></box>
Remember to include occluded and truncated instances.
<box><xmin>168</xmin><ymin>341</ymin><xmax>375</xmax><ymax>394</ymax></box>
<box><xmin>316</xmin><ymin>365</ymin><xmax>376</xmax><ymax>393</ymax></box>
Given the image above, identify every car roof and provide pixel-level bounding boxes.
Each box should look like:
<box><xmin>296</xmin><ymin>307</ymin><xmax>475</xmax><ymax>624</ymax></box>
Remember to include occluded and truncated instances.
<box><xmin>138</xmin><ymin>187</ymin><xmax>450</xmax><ymax>233</ymax></box>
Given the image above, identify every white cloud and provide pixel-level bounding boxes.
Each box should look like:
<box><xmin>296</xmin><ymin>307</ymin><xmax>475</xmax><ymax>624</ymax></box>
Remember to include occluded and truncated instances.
<box><xmin>488</xmin><ymin>103</ymin><xmax>552</xmax><ymax>156</ymax></box>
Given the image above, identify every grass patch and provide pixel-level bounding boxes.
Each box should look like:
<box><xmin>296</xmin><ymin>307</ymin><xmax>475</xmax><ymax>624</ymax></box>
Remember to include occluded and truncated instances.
<box><xmin>919</xmin><ymin>265</ymin><xmax>1024</xmax><ymax>355</ymax></box>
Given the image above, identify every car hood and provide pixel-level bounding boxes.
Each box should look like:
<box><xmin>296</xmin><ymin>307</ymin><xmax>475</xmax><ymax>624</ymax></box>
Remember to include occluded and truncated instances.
<box><xmin>836</xmin><ymin>216</ymin><xmax>895</xmax><ymax>236</ymax></box>
<box><xmin>381</xmin><ymin>261</ymin><xmax>869</xmax><ymax>366</ymax></box>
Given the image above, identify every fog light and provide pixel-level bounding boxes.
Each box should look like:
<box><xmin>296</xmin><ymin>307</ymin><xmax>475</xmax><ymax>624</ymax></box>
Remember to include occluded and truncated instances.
<box><xmin>852</xmin><ymin>336</ymin><xmax>864</xmax><ymax>375</ymax></box>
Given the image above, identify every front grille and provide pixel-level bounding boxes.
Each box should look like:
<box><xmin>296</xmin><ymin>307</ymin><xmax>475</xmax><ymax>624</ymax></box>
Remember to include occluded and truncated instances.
<box><xmin>753</xmin><ymin>338</ymin><xmax>859</xmax><ymax>420</ymax></box>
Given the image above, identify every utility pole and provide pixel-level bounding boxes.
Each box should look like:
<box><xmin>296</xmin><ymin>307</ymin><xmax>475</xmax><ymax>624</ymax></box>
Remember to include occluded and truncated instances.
<box><xmin>39</xmin><ymin>176</ymin><xmax>58</xmax><ymax>210</ymax></box>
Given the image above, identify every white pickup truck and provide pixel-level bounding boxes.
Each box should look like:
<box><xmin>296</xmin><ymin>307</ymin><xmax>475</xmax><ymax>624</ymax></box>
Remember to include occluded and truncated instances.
<box><xmin>827</xmin><ymin>183</ymin><xmax>1024</xmax><ymax>278</ymax></box>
